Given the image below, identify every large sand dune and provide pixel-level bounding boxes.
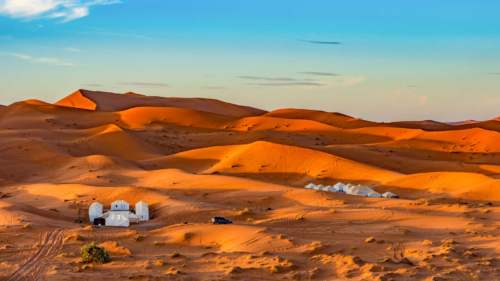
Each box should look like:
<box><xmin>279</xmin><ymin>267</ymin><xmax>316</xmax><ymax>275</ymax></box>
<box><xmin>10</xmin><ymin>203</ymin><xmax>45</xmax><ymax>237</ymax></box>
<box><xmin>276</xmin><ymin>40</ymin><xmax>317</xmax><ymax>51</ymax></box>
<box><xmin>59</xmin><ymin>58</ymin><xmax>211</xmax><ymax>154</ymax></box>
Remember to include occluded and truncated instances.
<box><xmin>265</xmin><ymin>108</ymin><xmax>377</xmax><ymax>129</ymax></box>
<box><xmin>0</xmin><ymin>90</ymin><xmax>499</xmax><ymax>281</ymax></box>
<box><xmin>56</xmin><ymin>89</ymin><xmax>266</xmax><ymax>117</ymax></box>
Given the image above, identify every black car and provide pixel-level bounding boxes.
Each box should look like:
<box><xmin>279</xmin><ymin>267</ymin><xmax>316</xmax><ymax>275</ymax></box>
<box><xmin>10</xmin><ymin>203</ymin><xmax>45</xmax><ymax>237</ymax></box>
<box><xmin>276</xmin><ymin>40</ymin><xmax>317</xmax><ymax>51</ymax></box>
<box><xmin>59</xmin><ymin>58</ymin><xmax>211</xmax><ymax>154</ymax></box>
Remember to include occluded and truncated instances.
<box><xmin>93</xmin><ymin>217</ymin><xmax>106</xmax><ymax>226</ymax></box>
<box><xmin>211</xmin><ymin>217</ymin><xmax>233</xmax><ymax>224</ymax></box>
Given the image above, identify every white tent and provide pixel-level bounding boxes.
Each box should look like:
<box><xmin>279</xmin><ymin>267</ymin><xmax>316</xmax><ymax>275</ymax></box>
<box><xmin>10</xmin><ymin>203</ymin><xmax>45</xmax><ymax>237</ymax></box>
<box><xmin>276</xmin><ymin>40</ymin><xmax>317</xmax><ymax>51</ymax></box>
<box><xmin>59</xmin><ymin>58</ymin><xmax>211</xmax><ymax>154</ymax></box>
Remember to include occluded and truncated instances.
<box><xmin>344</xmin><ymin>184</ymin><xmax>381</xmax><ymax>198</ymax></box>
<box><xmin>88</xmin><ymin>202</ymin><xmax>103</xmax><ymax>222</ymax></box>
<box><xmin>382</xmin><ymin>192</ymin><xmax>399</xmax><ymax>198</ymax></box>
<box><xmin>105</xmin><ymin>212</ymin><xmax>130</xmax><ymax>227</ymax></box>
<box><xmin>135</xmin><ymin>201</ymin><xmax>149</xmax><ymax>221</ymax></box>
<box><xmin>111</xmin><ymin>200</ymin><xmax>129</xmax><ymax>211</ymax></box>
<box><xmin>304</xmin><ymin>182</ymin><xmax>396</xmax><ymax>199</ymax></box>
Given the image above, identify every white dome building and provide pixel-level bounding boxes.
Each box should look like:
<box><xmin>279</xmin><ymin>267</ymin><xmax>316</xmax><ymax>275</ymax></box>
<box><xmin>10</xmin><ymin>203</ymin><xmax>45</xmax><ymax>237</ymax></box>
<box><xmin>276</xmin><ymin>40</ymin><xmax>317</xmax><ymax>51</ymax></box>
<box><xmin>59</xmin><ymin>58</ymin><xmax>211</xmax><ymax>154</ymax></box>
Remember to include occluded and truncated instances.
<box><xmin>88</xmin><ymin>202</ymin><xmax>103</xmax><ymax>222</ymax></box>
<box><xmin>111</xmin><ymin>200</ymin><xmax>129</xmax><ymax>211</ymax></box>
<box><xmin>135</xmin><ymin>201</ymin><xmax>149</xmax><ymax>221</ymax></box>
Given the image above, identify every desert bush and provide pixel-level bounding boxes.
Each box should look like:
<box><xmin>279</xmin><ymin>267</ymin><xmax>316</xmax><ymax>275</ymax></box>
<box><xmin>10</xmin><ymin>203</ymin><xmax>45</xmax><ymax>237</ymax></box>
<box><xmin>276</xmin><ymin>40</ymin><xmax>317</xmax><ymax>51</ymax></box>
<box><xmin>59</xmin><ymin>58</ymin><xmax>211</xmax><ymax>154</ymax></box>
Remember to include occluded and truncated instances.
<box><xmin>80</xmin><ymin>242</ymin><xmax>110</xmax><ymax>264</ymax></box>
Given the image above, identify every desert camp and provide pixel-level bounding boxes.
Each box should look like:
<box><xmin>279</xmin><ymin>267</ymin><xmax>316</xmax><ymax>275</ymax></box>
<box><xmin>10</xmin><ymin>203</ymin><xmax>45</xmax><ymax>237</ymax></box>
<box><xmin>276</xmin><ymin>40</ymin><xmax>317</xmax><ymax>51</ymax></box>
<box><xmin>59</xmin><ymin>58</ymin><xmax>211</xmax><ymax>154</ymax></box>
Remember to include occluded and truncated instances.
<box><xmin>305</xmin><ymin>182</ymin><xmax>400</xmax><ymax>198</ymax></box>
<box><xmin>88</xmin><ymin>200</ymin><xmax>150</xmax><ymax>227</ymax></box>
<box><xmin>1</xmin><ymin>1</ymin><xmax>500</xmax><ymax>279</ymax></box>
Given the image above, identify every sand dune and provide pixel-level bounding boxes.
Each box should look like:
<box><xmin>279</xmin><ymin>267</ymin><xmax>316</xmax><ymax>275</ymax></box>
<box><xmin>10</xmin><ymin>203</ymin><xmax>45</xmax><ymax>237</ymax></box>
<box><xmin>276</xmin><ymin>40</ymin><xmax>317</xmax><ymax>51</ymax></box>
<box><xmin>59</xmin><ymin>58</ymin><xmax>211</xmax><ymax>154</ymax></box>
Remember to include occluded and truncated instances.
<box><xmin>153</xmin><ymin>223</ymin><xmax>294</xmax><ymax>252</ymax></box>
<box><xmin>384</xmin><ymin>127</ymin><xmax>500</xmax><ymax>153</ymax></box>
<box><xmin>384</xmin><ymin>172</ymin><xmax>500</xmax><ymax>201</ymax></box>
<box><xmin>74</xmin><ymin>124</ymin><xmax>158</xmax><ymax>160</ymax></box>
<box><xmin>384</xmin><ymin>120</ymin><xmax>455</xmax><ymax>131</ymax></box>
<box><xmin>265</xmin><ymin>108</ymin><xmax>377</xmax><ymax>129</ymax></box>
<box><xmin>56</xmin><ymin>89</ymin><xmax>266</xmax><ymax>117</ymax></box>
<box><xmin>448</xmin><ymin>119</ymin><xmax>480</xmax><ymax>126</ymax></box>
<box><xmin>346</xmin><ymin>126</ymin><xmax>423</xmax><ymax>141</ymax></box>
<box><xmin>142</xmin><ymin>141</ymin><xmax>401</xmax><ymax>185</ymax></box>
<box><xmin>0</xmin><ymin>99</ymin><xmax>117</xmax><ymax>130</ymax></box>
<box><xmin>225</xmin><ymin>115</ymin><xmax>341</xmax><ymax>132</ymax></box>
<box><xmin>118</xmin><ymin>106</ymin><xmax>234</xmax><ymax>130</ymax></box>
<box><xmin>454</xmin><ymin>119</ymin><xmax>500</xmax><ymax>132</ymax></box>
<box><xmin>1</xmin><ymin>90</ymin><xmax>499</xmax><ymax>281</ymax></box>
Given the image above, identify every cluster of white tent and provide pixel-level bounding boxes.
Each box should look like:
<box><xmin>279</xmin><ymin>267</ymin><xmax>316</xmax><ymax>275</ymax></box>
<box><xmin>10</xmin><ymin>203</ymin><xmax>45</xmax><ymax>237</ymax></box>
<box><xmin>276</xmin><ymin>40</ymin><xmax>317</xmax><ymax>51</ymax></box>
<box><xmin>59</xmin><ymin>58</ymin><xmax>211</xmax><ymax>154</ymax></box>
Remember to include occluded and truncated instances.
<box><xmin>89</xmin><ymin>200</ymin><xmax>149</xmax><ymax>227</ymax></box>
<box><xmin>305</xmin><ymin>182</ymin><xmax>399</xmax><ymax>199</ymax></box>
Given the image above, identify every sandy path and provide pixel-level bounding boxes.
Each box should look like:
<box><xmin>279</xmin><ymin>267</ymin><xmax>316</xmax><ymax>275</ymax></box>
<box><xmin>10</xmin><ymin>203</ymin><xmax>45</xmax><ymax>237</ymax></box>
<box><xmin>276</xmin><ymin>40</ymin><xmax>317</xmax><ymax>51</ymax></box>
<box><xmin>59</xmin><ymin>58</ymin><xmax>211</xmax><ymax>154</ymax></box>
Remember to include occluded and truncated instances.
<box><xmin>7</xmin><ymin>229</ymin><xmax>64</xmax><ymax>281</ymax></box>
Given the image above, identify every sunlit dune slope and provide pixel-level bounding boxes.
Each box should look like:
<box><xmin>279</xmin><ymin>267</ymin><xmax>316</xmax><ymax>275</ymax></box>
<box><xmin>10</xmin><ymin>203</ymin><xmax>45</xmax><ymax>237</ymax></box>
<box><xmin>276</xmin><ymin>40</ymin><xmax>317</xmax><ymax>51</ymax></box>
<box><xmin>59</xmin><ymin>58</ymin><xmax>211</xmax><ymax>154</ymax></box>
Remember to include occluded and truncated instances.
<box><xmin>225</xmin><ymin>115</ymin><xmax>342</xmax><ymax>132</ymax></box>
<box><xmin>324</xmin><ymin>144</ymin><xmax>500</xmax><ymax>176</ymax></box>
<box><xmin>265</xmin><ymin>108</ymin><xmax>377</xmax><ymax>129</ymax></box>
<box><xmin>117</xmin><ymin>106</ymin><xmax>235</xmax><ymax>129</ymax></box>
<box><xmin>0</xmin><ymin>99</ymin><xmax>118</xmax><ymax>130</ymax></box>
<box><xmin>345</xmin><ymin>126</ymin><xmax>423</xmax><ymax>141</ymax></box>
<box><xmin>383</xmin><ymin>127</ymin><xmax>500</xmax><ymax>153</ymax></box>
<box><xmin>141</xmin><ymin>141</ymin><xmax>401</xmax><ymax>185</ymax></box>
<box><xmin>384</xmin><ymin>172</ymin><xmax>500</xmax><ymax>201</ymax></box>
<box><xmin>55</xmin><ymin>89</ymin><xmax>266</xmax><ymax>117</ymax></box>
<box><xmin>71</xmin><ymin>124</ymin><xmax>159</xmax><ymax>160</ymax></box>
<box><xmin>0</xmin><ymin>137</ymin><xmax>71</xmax><ymax>182</ymax></box>
<box><xmin>152</xmin><ymin>223</ymin><xmax>294</xmax><ymax>252</ymax></box>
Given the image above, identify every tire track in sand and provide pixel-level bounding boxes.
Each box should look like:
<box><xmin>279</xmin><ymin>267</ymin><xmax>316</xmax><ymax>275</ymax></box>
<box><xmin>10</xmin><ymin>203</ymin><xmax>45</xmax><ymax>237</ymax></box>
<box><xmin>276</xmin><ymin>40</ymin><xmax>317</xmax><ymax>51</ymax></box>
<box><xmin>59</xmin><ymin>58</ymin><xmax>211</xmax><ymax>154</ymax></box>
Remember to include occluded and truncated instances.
<box><xmin>7</xmin><ymin>229</ymin><xmax>64</xmax><ymax>281</ymax></box>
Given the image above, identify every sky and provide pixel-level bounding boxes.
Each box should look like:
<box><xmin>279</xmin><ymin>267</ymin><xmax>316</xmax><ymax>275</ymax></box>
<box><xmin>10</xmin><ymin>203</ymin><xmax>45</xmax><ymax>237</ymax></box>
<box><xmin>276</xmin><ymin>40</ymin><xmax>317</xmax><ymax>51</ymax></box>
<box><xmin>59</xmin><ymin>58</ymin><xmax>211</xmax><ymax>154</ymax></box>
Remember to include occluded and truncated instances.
<box><xmin>0</xmin><ymin>0</ymin><xmax>499</xmax><ymax>122</ymax></box>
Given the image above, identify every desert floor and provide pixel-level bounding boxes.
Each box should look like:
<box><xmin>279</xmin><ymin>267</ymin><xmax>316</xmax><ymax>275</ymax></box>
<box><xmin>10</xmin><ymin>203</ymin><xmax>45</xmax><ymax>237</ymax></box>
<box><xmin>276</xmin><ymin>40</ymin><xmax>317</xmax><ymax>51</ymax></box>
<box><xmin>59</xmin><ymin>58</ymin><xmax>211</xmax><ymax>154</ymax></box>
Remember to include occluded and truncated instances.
<box><xmin>0</xmin><ymin>90</ymin><xmax>499</xmax><ymax>281</ymax></box>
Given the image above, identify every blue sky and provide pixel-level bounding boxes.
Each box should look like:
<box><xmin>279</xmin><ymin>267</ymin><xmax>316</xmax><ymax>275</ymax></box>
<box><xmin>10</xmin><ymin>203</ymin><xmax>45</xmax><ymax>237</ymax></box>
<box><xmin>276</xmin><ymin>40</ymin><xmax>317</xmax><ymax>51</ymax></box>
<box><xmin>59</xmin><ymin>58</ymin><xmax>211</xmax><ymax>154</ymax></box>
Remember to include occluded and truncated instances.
<box><xmin>1</xmin><ymin>0</ymin><xmax>499</xmax><ymax>121</ymax></box>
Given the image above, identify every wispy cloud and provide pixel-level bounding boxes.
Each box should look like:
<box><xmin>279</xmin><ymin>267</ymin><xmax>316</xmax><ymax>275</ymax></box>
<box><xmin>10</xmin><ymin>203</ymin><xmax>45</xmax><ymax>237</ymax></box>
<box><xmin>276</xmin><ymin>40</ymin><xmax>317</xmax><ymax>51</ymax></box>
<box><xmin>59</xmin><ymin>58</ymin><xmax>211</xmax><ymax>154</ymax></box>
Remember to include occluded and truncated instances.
<box><xmin>118</xmin><ymin>82</ymin><xmax>169</xmax><ymax>88</ymax></box>
<box><xmin>299</xmin><ymin>39</ymin><xmax>342</xmax><ymax>45</ymax></box>
<box><xmin>301</xmin><ymin>71</ymin><xmax>339</xmax><ymax>77</ymax></box>
<box><xmin>238</xmin><ymin>75</ymin><xmax>324</xmax><ymax>87</ymax></box>
<box><xmin>0</xmin><ymin>0</ymin><xmax>121</xmax><ymax>22</ymax></box>
<box><xmin>488</xmin><ymin>72</ymin><xmax>500</xmax><ymax>76</ymax></box>
<box><xmin>238</xmin><ymin>73</ymin><xmax>363</xmax><ymax>88</ymax></box>
<box><xmin>249</xmin><ymin>82</ymin><xmax>325</xmax><ymax>87</ymax></box>
<box><xmin>237</xmin><ymin>75</ymin><xmax>298</xmax><ymax>82</ymax></box>
<box><xmin>2</xmin><ymin>52</ymin><xmax>74</xmax><ymax>66</ymax></box>
<box><xmin>64</xmin><ymin>47</ymin><xmax>81</xmax><ymax>52</ymax></box>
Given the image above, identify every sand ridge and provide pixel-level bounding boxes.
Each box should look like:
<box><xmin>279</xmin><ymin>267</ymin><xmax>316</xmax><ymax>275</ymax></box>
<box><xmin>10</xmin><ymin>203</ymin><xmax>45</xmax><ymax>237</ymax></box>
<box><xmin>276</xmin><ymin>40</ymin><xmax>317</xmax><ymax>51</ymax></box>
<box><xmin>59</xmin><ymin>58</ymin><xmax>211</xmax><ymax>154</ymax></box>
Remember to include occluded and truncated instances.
<box><xmin>56</xmin><ymin>89</ymin><xmax>266</xmax><ymax>117</ymax></box>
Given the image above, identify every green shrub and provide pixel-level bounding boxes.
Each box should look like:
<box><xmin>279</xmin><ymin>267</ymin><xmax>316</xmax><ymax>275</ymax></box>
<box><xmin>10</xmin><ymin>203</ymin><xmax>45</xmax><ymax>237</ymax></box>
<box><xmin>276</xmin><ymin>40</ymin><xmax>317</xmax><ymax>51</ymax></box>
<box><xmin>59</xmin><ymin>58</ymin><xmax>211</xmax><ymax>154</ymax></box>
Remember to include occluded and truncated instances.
<box><xmin>80</xmin><ymin>242</ymin><xmax>110</xmax><ymax>264</ymax></box>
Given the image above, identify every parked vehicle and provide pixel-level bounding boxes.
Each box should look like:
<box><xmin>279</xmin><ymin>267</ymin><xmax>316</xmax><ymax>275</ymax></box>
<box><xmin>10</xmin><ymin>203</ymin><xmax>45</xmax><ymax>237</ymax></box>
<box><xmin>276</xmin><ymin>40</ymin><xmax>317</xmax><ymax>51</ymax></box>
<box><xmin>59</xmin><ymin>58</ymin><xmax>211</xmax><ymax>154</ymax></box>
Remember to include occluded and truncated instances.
<box><xmin>211</xmin><ymin>216</ymin><xmax>233</xmax><ymax>224</ymax></box>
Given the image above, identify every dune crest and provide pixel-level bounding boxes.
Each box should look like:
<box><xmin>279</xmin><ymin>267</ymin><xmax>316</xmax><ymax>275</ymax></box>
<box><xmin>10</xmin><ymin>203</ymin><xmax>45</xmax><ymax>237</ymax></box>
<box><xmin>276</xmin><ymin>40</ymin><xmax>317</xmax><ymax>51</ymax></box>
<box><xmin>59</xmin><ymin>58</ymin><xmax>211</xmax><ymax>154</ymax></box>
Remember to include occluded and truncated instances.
<box><xmin>265</xmin><ymin>108</ymin><xmax>377</xmax><ymax>129</ymax></box>
<box><xmin>55</xmin><ymin>89</ymin><xmax>266</xmax><ymax>117</ymax></box>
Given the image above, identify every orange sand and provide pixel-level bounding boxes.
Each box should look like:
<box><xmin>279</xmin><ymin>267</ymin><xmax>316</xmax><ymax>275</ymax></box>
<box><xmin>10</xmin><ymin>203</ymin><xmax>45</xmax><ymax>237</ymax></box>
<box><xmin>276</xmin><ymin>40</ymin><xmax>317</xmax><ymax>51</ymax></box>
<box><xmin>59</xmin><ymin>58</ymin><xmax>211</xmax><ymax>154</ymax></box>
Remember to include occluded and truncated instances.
<box><xmin>0</xmin><ymin>90</ymin><xmax>498</xmax><ymax>280</ymax></box>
